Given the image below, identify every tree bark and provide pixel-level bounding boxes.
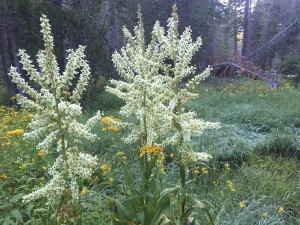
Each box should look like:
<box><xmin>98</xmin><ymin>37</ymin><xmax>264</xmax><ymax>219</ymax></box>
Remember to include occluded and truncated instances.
<box><xmin>0</xmin><ymin>16</ymin><xmax>23</xmax><ymax>98</ymax></box>
<box><xmin>233</xmin><ymin>0</ymin><xmax>238</xmax><ymax>61</ymax></box>
<box><xmin>242</xmin><ymin>0</ymin><xmax>250</xmax><ymax>58</ymax></box>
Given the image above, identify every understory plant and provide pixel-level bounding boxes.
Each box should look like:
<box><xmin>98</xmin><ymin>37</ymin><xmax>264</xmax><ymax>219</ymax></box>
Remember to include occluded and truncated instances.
<box><xmin>107</xmin><ymin>5</ymin><xmax>220</xmax><ymax>225</ymax></box>
<box><xmin>9</xmin><ymin>15</ymin><xmax>101</xmax><ymax>224</ymax></box>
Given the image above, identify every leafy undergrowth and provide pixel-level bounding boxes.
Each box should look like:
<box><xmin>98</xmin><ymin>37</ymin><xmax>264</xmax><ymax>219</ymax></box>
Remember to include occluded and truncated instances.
<box><xmin>1</xmin><ymin>78</ymin><xmax>300</xmax><ymax>224</ymax></box>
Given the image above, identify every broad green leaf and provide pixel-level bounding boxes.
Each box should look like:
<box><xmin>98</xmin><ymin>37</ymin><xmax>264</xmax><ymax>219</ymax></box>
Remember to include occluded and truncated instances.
<box><xmin>10</xmin><ymin>209</ymin><xmax>23</xmax><ymax>223</ymax></box>
<box><xmin>9</xmin><ymin>193</ymin><xmax>23</xmax><ymax>203</ymax></box>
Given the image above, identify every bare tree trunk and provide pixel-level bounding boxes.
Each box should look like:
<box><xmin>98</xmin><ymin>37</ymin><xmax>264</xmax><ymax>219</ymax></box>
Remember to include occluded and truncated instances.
<box><xmin>248</xmin><ymin>0</ymin><xmax>252</xmax><ymax>55</ymax></box>
<box><xmin>0</xmin><ymin>16</ymin><xmax>23</xmax><ymax>98</ymax></box>
<box><xmin>242</xmin><ymin>0</ymin><xmax>250</xmax><ymax>58</ymax></box>
<box><xmin>177</xmin><ymin>0</ymin><xmax>191</xmax><ymax>31</ymax></box>
<box><xmin>106</xmin><ymin>2</ymin><xmax>120</xmax><ymax>55</ymax></box>
<box><xmin>233</xmin><ymin>0</ymin><xmax>238</xmax><ymax>61</ymax></box>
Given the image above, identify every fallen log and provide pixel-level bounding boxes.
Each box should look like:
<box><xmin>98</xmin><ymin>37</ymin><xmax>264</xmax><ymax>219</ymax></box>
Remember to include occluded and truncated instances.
<box><xmin>211</xmin><ymin>62</ymin><xmax>269</xmax><ymax>80</ymax></box>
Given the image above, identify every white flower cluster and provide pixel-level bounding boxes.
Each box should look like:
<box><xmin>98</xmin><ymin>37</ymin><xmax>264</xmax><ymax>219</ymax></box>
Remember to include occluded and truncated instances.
<box><xmin>107</xmin><ymin>5</ymin><xmax>220</xmax><ymax>148</ymax></box>
<box><xmin>180</xmin><ymin>151</ymin><xmax>213</xmax><ymax>166</ymax></box>
<box><xmin>9</xmin><ymin>15</ymin><xmax>101</xmax><ymax>203</ymax></box>
<box><xmin>23</xmin><ymin>150</ymin><xmax>98</xmax><ymax>204</ymax></box>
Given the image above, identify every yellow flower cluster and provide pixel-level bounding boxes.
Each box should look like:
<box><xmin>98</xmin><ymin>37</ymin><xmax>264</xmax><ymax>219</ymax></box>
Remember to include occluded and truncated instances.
<box><xmin>193</xmin><ymin>166</ymin><xmax>208</xmax><ymax>175</ymax></box>
<box><xmin>101</xmin><ymin>116</ymin><xmax>121</xmax><ymax>132</ymax></box>
<box><xmin>239</xmin><ymin>201</ymin><xmax>246</xmax><ymax>208</ymax></box>
<box><xmin>224</xmin><ymin>163</ymin><xmax>230</xmax><ymax>170</ymax></box>
<box><xmin>102</xmin><ymin>126</ymin><xmax>120</xmax><ymax>132</ymax></box>
<box><xmin>227</xmin><ymin>180</ymin><xmax>236</xmax><ymax>192</ymax></box>
<box><xmin>38</xmin><ymin>149</ymin><xmax>49</xmax><ymax>157</ymax></box>
<box><xmin>19</xmin><ymin>164</ymin><xmax>27</xmax><ymax>170</ymax></box>
<box><xmin>88</xmin><ymin>162</ymin><xmax>96</xmax><ymax>168</ymax></box>
<box><xmin>108</xmin><ymin>177</ymin><xmax>114</xmax><ymax>185</ymax></box>
<box><xmin>278</xmin><ymin>207</ymin><xmax>284</xmax><ymax>213</ymax></box>
<box><xmin>7</xmin><ymin>129</ymin><xmax>24</xmax><ymax>136</ymax></box>
<box><xmin>101</xmin><ymin>116</ymin><xmax>121</xmax><ymax>124</ymax></box>
<box><xmin>221</xmin><ymin>80</ymin><xmax>294</xmax><ymax>97</ymax></box>
<box><xmin>101</xmin><ymin>164</ymin><xmax>112</xmax><ymax>176</ymax></box>
<box><xmin>140</xmin><ymin>144</ymin><xmax>165</xmax><ymax>173</ymax></box>
<box><xmin>202</xmin><ymin>167</ymin><xmax>208</xmax><ymax>174</ymax></box>
<box><xmin>0</xmin><ymin>106</ymin><xmax>32</xmax><ymax>148</ymax></box>
<box><xmin>139</xmin><ymin>144</ymin><xmax>164</xmax><ymax>158</ymax></box>
<box><xmin>80</xmin><ymin>187</ymin><xmax>89</xmax><ymax>196</ymax></box>
<box><xmin>116</xmin><ymin>151</ymin><xmax>127</xmax><ymax>162</ymax></box>
<box><xmin>0</xmin><ymin>174</ymin><xmax>8</xmax><ymax>181</ymax></box>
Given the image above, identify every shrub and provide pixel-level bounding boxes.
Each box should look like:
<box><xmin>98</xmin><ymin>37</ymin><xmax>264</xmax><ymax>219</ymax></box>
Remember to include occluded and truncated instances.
<box><xmin>277</xmin><ymin>55</ymin><xmax>300</xmax><ymax>87</ymax></box>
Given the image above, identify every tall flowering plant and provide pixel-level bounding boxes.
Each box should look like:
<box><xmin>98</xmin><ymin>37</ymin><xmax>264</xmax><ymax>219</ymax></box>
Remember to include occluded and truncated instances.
<box><xmin>9</xmin><ymin>15</ymin><xmax>101</xmax><ymax>220</ymax></box>
<box><xmin>107</xmin><ymin>8</ymin><xmax>172</xmax><ymax>147</ymax></box>
<box><xmin>107</xmin><ymin>5</ymin><xmax>220</xmax><ymax>150</ymax></box>
<box><xmin>107</xmin><ymin>5</ymin><xmax>220</xmax><ymax>224</ymax></box>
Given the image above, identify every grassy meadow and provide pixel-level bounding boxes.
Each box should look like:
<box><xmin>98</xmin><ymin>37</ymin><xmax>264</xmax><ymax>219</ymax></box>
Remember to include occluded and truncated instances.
<box><xmin>0</xmin><ymin>77</ymin><xmax>300</xmax><ymax>224</ymax></box>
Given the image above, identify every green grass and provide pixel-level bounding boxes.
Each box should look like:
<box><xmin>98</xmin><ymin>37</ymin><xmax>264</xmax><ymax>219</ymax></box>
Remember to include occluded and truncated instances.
<box><xmin>1</xmin><ymin>78</ymin><xmax>299</xmax><ymax>224</ymax></box>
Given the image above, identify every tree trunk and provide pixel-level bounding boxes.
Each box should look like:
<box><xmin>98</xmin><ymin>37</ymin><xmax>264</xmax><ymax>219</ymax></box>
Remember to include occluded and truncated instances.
<box><xmin>242</xmin><ymin>0</ymin><xmax>250</xmax><ymax>58</ymax></box>
<box><xmin>106</xmin><ymin>2</ymin><xmax>120</xmax><ymax>55</ymax></box>
<box><xmin>233</xmin><ymin>0</ymin><xmax>238</xmax><ymax>61</ymax></box>
<box><xmin>177</xmin><ymin>0</ymin><xmax>191</xmax><ymax>31</ymax></box>
<box><xmin>0</xmin><ymin>17</ymin><xmax>23</xmax><ymax>98</ymax></box>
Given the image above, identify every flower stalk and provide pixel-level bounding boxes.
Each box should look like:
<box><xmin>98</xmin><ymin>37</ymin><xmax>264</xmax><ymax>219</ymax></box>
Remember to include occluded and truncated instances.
<box><xmin>107</xmin><ymin>4</ymin><xmax>220</xmax><ymax>224</ymax></box>
<box><xmin>9</xmin><ymin>15</ymin><xmax>101</xmax><ymax>218</ymax></box>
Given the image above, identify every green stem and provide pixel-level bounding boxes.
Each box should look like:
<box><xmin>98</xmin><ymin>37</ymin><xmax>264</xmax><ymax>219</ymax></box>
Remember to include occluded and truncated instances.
<box><xmin>205</xmin><ymin>207</ymin><xmax>216</xmax><ymax>225</ymax></box>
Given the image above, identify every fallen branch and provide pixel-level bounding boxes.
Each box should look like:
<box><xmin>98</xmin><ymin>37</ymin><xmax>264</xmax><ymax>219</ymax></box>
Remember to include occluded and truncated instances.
<box><xmin>211</xmin><ymin>62</ymin><xmax>269</xmax><ymax>80</ymax></box>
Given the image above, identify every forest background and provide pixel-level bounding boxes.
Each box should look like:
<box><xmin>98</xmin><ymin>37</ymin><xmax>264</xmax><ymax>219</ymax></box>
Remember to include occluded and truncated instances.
<box><xmin>1</xmin><ymin>0</ymin><xmax>300</xmax><ymax>101</ymax></box>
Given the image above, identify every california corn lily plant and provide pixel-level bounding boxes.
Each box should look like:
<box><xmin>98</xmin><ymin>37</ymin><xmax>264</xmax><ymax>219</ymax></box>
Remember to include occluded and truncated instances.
<box><xmin>107</xmin><ymin>5</ymin><xmax>220</xmax><ymax>225</ymax></box>
<box><xmin>9</xmin><ymin>15</ymin><xmax>101</xmax><ymax>224</ymax></box>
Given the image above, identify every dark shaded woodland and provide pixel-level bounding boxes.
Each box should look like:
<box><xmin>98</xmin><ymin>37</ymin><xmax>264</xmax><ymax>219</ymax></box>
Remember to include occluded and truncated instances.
<box><xmin>1</xmin><ymin>0</ymin><xmax>300</xmax><ymax>98</ymax></box>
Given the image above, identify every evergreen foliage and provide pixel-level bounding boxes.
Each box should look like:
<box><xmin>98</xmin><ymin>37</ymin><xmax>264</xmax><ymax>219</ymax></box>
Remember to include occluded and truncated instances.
<box><xmin>277</xmin><ymin>55</ymin><xmax>300</xmax><ymax>87</ymax></box>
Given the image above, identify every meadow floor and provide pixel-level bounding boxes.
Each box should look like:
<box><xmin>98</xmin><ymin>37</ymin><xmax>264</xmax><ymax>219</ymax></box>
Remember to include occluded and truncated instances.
<box><xmin>1</xmin><ymin>77</ymin><xmax>299</xmax><ymax>224</ymax></box>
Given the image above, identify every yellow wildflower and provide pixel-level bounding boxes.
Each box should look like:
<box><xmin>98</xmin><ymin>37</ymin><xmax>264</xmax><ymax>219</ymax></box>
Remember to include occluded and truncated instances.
<box><xmin>101</xmin><ymin>116</ymin><xmax>121</xmax><ymax>124</ymax></box>
<box><xmin>42</xmin><ymin>166</ymin><xmax>48</xmax><ymax>170</ymax></box>
<box><xmin>101</xmin><ymin>116</ymin><xmax>121</xmax><ymax>132</ymax></box>
<box><xmin>224</xmin><ymin>163</ymin><xmax>230</xmax><ymax>170</ymax></box>
<box><xmin>239</xmin><ymin>201</ymin><xmax>246</xmax><ymax>208</ymax></box>
<box><xmin>101</xmin><ymin>164</ymin><xmax>112</xmax><ymax>176</ymax></box>
<box><xmin>278</xmin><ymin>207</ymin><xmax>284</xmax><ymax>213</ymax></box>
<box><xmin>38</xmin><ymin>149</ymin><xmax>49</xmax><ymax>157</ymax></box>
<box><xmin>139</xmin><ymin>144</ymin><xmax>163</xmax><ymax>158</ymax></box>
<box><xmin>109</xmin><ymin>177</ymin><xmax>114</xmax><ymax>185</ymax></box>
<box><xmin>80</xmin><ymin>187</ymin><xmax>89</xmax><ymax>196</ymax></box>
<box><xmin>19</xmin><ymin>164</ymin><xmax>27</xmax><ymax>170</ymax></box>
<box><xmin>102</xmin><ymin>126</ymin><xmax>120</xmax><ymax>132</ymax></box>
<box><xmin>63</xmin><ymin>91</ymin><xmax>71</xmax><ymax>96</ymax></box>
<box><xmin>227</xmin><ymin>180</ymin><xmax>236</xmax><ymax>192</ymax></box>
<box><xmin>0</xmin><ymin>174</ymin><xmax>8</xmax><ymax>181</ymax></box>
<box><xmin>7</xmin><ymin>129</ymin><xmax>24</xmax><ymax>136</ymax></box>
<box><xmin>116</xmin><ymin>151</ymin><xmax>127</xmax><ymax>161</ymax></box>
<box><xmin>193</xmin><ymin>169</ymin><xmax>200</xmax><ymax>175</ymax></box>
<box><xmin>88</xmin><ymin>163</ymin><xmax>96</xmax><ymax>168</ymax></box>
<box><xmin>202</xmin><ymin>167</ymin><xmax>208</xmax><ymax>174</ymax></box>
